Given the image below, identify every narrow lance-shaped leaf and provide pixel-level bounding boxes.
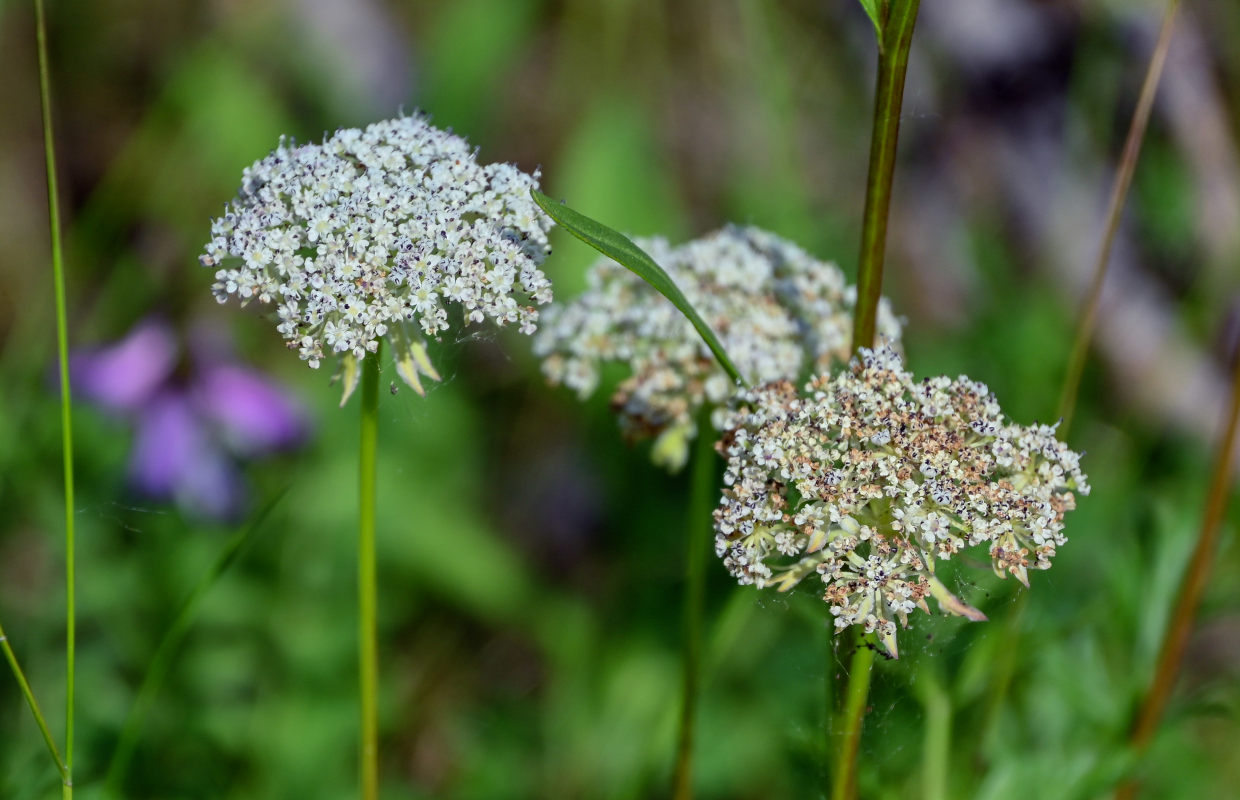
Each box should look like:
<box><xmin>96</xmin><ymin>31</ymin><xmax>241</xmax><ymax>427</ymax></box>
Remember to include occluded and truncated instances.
<box><xmin>531</xmin><ymin>189</ymin><xmax>747</xmax><ymax>388</ymax></box>
<box><xmin>856</xmin><ymin>0</ymin><xmax>885</xmax><ymax>50</ymax></box>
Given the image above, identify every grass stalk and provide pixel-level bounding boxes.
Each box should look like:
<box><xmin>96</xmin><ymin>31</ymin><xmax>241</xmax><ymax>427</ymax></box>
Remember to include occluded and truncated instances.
<box><xmin>1056</xmin><ymin>0</ymin><xmax>1181</xmax><ymax>436</ymax></box>
<box><xmin>1114</xmin><ymin>342</ymin><xmax>1240</xmax><ymax>798</ymax></box>
<box><xmin>359</xmin><ymin>348</ymin><xmax>381</xmax><ymax>800</ymax></box>
<box><xmin>35</xmin><ymin>0</ymin><xmax>76</xmax><ymax>795</ymax></box>
<box><xmin>0</xmin><ymin>621</ymin><xmax>70</xmax><ymax>786</ymax></box>
<box><xmin>671</xmin><ymin>422</ymin><xmax>718</xmax><ymax>800</ymax></box>
<box><xmin>831</xmin><ymin>642</ymin><xmax>876</xmax><ymax>800</ymax></box>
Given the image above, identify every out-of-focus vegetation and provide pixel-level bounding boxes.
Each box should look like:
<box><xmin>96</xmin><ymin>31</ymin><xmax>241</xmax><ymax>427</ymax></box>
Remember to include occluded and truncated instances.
<box><xmin>2</xmin><ymin>1</ymin><xmax>1239</xmax><ymax>798</ymax></box>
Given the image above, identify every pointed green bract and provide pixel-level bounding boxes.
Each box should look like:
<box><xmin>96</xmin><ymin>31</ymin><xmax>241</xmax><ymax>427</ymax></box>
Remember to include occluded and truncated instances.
<box><xmin>339</xmin><ymin>354</ymin><xmax>362</xmax><ymax>407</ymax></box>
<box><xmin>926</xmin><ymin>575</ymin><xmax>987</xmax><ymax>622</ymax></box>
<box><xmin>390</xmin><ymin>326</ymin><xmax>440</xmax><ymax>397</ymax></box>
<box><xmin>408</xmin><ymin>338</ymin><xmax>441</xmax><ymax>383</ymax></box>
<box><xmin>395</xmin><ymin>352</ymin><xmax>425</xmax><ymax>396</ymax></box>
<box><xmin>856</xmin><ymin>0</ymin><xmax>885</xmax><ymax>48</ymax></box>
<box><xmin>530</xmin><ymin>189</ymin><xmax>747</xmax><ymax>388</ymax></box>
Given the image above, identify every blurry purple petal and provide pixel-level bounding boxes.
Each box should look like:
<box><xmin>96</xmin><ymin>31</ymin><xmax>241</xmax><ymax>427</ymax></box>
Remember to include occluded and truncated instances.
<box><xmin>127</xmin><ymin>391</ymin><xmax>243</xmax><ymax>520</ymax></box>
<box><xmin>128</xmin><ymin>391</ymin><xmax>207</xmax><ymax>498</ymax></box>
<box><xmin>195</xmin><ymin>365</ymin><xmax>310</xmax><ymax>457</ymax></box>
<box><xmin>71</xmin><ymin>319</ymin><xmax>178</xmax><ymax>414</ymax></box>
<box><xmin>178</xmin><ymin>448</ymin><xmax>246</xmax><ymax>522</ymax></box>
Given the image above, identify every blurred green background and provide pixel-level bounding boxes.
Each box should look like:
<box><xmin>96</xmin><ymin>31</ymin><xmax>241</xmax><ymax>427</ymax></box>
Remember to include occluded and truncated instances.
<box><xmin>2</xmin><ymin>0</ymin><xmax>1240</xmax><ymax>797</ymax></box>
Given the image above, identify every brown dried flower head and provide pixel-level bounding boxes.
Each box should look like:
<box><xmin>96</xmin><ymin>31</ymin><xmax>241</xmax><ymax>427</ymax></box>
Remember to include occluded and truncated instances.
<box><xmin>714</xmin><ymin>345</ymin><xmax>1088</xmax><ymax>658</ymax></box>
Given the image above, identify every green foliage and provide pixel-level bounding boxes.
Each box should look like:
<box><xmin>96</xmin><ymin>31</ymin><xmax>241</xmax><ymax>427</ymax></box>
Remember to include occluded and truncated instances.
<box><xmin>2</xmin><ymin>2</ymin><xmax>1239</xmax><ymax>799</ymax></box>
<box><xmin>420</xmin><ymin>0</ymin><xmax>541</xmax><ymax>135</ymax></box>
<box><xmin>531</xmin><ymin>189</ymin><xmax>747</xmax><ymax>387</ymax></box>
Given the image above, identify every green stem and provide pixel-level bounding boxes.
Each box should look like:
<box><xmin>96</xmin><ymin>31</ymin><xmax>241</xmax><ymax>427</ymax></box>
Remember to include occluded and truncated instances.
<box><xmin>0</xmin><ymin>621</ymin><xmax>70</xmax><ymax>785</ymax></box>
<box><xmin>823</xmin><ymin>623</ymin><xmax>839</xmax><ymax>787</ymax></box>
<box><xmin>35</xmin><ymin>1</ymin><xmax>76</xmax><ymax>796</ymax></box>
<box><xmin>671</xmin><ymin>424</ymin><xmax>717</xmax><ymax>800</ymax></box>
<box><xmin>103</xmin><ymin>490</ymin><xmax>287</xmax><ymax>796</ymax></box>
<box><xmin>359</xmin><ymin>348</ymin><xmax>381</xmax><ymax>800</ymax></box>
<box><xmin>918</xmin><ymin>670</ymin><xmax>950</xmax><ymax>800</ymax></box>
<box><xmin>831</xmin><ymin>5</ymin><xmax>916</xmax><ymax>794</ymax></box>
<box><xmin>1115</xmin><ymin>334</ymin><xmax>1240</xmax><ymax>799</ymax></box>
<box><xmin>831</xmin><ymin>642</ymin><xmax>876</xmax><ymax>800</ymax></box>
<box><xmin>851</xmin><ymin>0</ymin><xmax>921</xmax><ymax>355</ymax></box>
<box><xmin>1056</xmin><ymin>0</ymin><xmax>1180</xmax><ymax>437</ymax></box>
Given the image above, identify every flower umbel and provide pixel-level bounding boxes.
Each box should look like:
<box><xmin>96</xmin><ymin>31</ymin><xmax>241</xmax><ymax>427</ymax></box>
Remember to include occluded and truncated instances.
<box><xmin>202</xmin><ymin>113</ymin><xmax>555</xmax><ymax>403</ymax></box>
<box><xmin>713</xmin><ymin>345</ymin><xmax>1088</xmax><ymax>658</ymax></box>
<box><xmin>535</xmin><ymin>226</ymin><xmax>902</xmax><ymax>469</ymax></box>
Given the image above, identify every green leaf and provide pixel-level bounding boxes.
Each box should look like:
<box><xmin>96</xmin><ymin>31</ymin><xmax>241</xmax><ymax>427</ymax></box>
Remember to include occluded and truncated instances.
<box><xmin>531</xmin><ymin>189</ymin><xmax>747</xmax><ymax>388</ymax></box>
<box><xmin>857</xmin><ymin>0</ymin><xmax>884</xmax><ymax>49</ymax></box>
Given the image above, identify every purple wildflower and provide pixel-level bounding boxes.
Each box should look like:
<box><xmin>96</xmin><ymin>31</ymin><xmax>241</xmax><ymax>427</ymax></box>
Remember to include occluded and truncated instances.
<box><xmin>70</xmin><ymin>318</ymin><xmax>309</xmax><ymax>521</ymax></box>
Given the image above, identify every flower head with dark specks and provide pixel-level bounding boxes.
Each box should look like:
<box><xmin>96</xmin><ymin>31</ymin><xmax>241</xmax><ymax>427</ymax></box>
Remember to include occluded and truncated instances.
<box><xmin>713</xmin><ymin>344</ymin><xmax>1088</xmax><ymax>658</ymax></box>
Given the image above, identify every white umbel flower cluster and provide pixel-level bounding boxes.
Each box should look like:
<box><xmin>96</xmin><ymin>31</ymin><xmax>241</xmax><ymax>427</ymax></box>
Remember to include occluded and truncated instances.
<box><xmin>202</xmin><ymin>113</ymin><xmax>554</xmax><ymax>402</ymax></box>
<box><xmin>714</xmin><ymin>345</ymin><xmax>1088</xmax><ymax>658</ymax></box>
<box><xmin>535</xmin><ymin>226</ymin><xmax>902</xmax><ymax>469</ymax></box>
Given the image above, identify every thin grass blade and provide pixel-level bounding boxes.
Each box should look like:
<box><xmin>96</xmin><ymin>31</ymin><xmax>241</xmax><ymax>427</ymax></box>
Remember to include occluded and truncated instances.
<box><xmin>1057</xmin><ymin>0</ymin><xmax>1181</xmax><ymax>436</ymax></box>
<box><xmin>35</xmin><ymin>1</ymin><xmax>77</xmax><ymax>794</ymax></box>
<box><xmin>1115</xmin><ymin>341</ymin><xmax>1240</xmax><ymax>799</ymax></box>
<box><xmin>0</xmin><ymin>621</ymin><xmax>70</xmax><ymax>784</ymax></box>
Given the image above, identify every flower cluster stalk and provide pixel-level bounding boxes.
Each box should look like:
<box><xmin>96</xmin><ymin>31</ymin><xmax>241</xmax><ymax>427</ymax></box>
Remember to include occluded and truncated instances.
<box><xmin>35</xmin><ymin>0</ymin><xmax>76</xmax><ymax>795</ymax></box>
<box><xmin>837</xmin><ymin>2</ymin><xmax>920</xmax><ymax>796</ymax></box>
<box><xmin>832</xmin><ymin>642</ymin><xmax>875</xmax><ymax>800</ymax></box>
<box><xmin>1114</xmin><ymin>345</ymin><xmax>1240</xmax><ymax>798</ymax></box>
<box><xmin>359</xmin><ymin>349</ymin><xmax>381</xmax><ymax>800</ymax></box>
<box><xmin>918</xmin><ymin>669</ymin><xmax>950</xmax><ymax>800</ymax></box>
<box><xmin>671</xmin><ymin>422</ymin><xmax>718</xmax><ymax>799</ymax></box>
<box><xmin>1057</xmin><ymin>0</ymin><xmax>1181</xmax><ymax>436</ymax></box>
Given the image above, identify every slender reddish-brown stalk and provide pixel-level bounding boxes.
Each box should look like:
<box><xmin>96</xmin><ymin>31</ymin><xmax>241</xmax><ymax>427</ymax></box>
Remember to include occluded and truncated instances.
<box><xmin>1115</xmin><ymin>347</ymin><xmax>1240</xmax><ymax>799</ymax></box>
